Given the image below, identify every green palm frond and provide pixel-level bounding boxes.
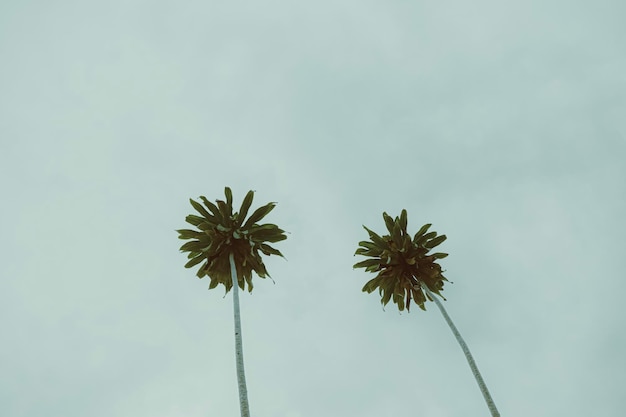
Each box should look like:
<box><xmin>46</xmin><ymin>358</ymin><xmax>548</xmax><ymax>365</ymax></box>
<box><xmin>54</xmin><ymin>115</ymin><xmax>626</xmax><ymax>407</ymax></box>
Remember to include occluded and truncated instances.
<box><xmin>177</xmin><ymin>187</ymin><xmax>286</xmax><ymax>293</ymax></box>
<box><xmin>354</xmin><ymin>209</ymin><xmax>448</xmax><ymax>311</ymax></box>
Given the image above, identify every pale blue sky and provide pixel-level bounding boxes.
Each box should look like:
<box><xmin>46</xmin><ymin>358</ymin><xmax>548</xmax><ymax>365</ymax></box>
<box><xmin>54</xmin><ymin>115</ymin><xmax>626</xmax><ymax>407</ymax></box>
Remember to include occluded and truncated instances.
<box><xmin>1</xmin><ymin>1</ymin><xmax>625</xmax><ymax>416</ymax></box>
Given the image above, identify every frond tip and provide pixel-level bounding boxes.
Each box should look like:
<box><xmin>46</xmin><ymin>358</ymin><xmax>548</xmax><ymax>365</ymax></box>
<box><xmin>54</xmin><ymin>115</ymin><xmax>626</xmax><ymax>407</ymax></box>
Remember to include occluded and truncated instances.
<box><xmin>177</xmin><ymin>187</ymin><xmax>287</xmax><ymax>293</ymax></box>
<box><xmin>354</xmin><ymin>210</ymin><xmax>449</xmax><ymax>311</ymax></box>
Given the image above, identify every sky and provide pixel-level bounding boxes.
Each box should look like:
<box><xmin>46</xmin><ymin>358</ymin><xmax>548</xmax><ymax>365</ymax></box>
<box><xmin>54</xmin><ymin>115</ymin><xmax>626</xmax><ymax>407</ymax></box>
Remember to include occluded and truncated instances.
<box><xmin>1</xmin><ymin>1</ymin><xmax>625</xmax><ymax>416</ymax></box>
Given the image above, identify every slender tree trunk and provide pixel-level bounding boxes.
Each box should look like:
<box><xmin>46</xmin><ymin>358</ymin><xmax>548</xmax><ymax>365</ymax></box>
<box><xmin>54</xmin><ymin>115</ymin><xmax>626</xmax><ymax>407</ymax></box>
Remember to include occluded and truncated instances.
<box><xmin>229</xmin><ymin>253</ymin><xmax>250</xmax><ymax>417</ymax></box>
<box><xmin>423</xmin><ymin>286</ymin><xmax>500</xmax><ymax>417</ymax></box>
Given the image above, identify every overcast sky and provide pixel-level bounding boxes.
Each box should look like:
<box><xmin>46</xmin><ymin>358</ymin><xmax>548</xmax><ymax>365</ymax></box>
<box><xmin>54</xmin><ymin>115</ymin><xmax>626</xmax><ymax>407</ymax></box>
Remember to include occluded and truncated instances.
<box><xmin>1</xmin><ymin>1</ymin><xmax>625</xmax><ymax>416</ymax></box>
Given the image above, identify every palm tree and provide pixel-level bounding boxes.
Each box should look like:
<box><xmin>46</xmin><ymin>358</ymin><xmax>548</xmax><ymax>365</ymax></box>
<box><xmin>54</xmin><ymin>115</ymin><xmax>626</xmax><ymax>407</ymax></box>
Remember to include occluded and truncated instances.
<box><xmin>177</xmin><ymin>187</ymin><xmax>287</xmax><ymax>417</ymax></box>
<box><xmin>353</xmin><ymin>210</ymin><xmax>500</xmax><ymax>417</ymax></box>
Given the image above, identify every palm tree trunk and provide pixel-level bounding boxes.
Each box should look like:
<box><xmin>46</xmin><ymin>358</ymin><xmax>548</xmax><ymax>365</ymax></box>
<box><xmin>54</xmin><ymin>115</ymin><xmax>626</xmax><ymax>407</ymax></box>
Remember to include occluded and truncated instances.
<box><xmin>229</xmin><ymin>253</ymin><xmax>250</xmax><ymax>417</ymax></box>
<box><xmin>422</xmin><ymin>286</ymin><xmax>500</xmax><ymax>417</ymax></box>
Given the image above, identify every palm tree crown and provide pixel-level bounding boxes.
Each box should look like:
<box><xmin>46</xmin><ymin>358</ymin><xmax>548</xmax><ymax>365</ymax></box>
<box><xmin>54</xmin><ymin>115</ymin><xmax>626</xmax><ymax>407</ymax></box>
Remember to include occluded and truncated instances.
<box><xmin>353</xmin><ymin>209</ymin><xmax>449</xmax><ymax>311</ymax></box>
<box><xmin>177</xmin><ymin>187</ymin><xmax>287</xmax><ymax>292</ymax></box>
